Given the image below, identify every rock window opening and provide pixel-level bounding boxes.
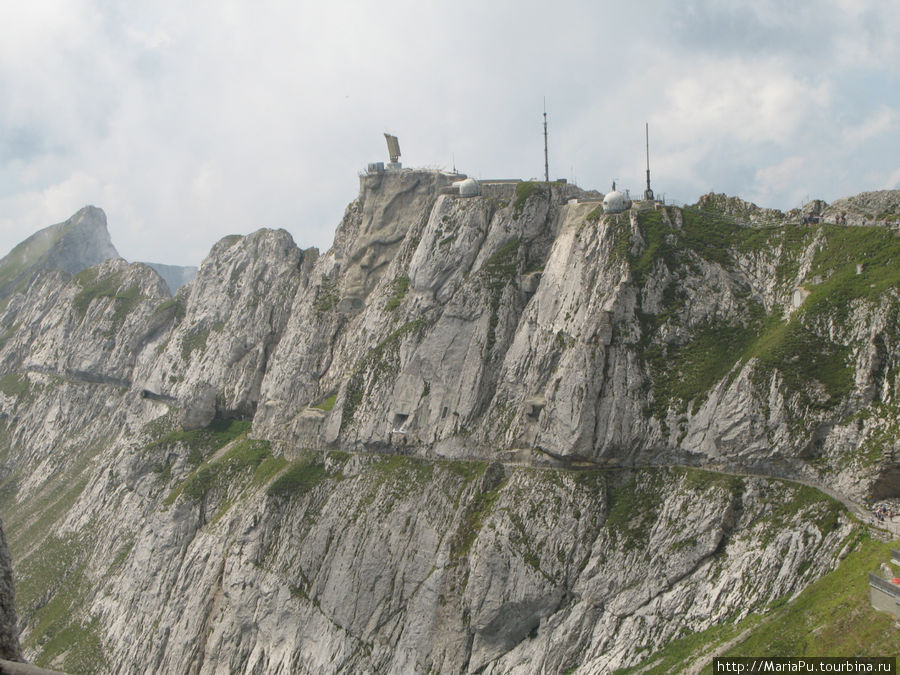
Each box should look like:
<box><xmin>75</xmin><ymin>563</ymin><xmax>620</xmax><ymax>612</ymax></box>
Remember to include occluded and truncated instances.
<box><xmin>392</xmin><ymin>413</ymin><xmax>409</xmax><ymax>432</ymax></box>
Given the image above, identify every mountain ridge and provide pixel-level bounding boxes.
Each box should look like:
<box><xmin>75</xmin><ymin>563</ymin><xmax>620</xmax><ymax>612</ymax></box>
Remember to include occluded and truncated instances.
<box><xmin>0</xmin><ymin>172</ymin><xmax>898</xmax><ymax>672</ymax></box>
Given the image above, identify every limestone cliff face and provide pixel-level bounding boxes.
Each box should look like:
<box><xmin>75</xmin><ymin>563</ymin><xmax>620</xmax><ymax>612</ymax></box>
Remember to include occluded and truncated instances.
<box><xmin>252</xmin><ymin>174</ymin><xmax>900</xmax><ymax>500</ymax></box>
<box><xmin>86</xmin><ymin>459</ymin><xmax>849</xmax><ymax>674</ymax></box>
<box><xmin>133</xmin><ymin>228</ymin><xmax>308</xmax><ymax>427</ymax></box>
<box><xmin>0</xmin><ymin>172</ymin><xmax>897</xmax><ymax>672</ymax></box>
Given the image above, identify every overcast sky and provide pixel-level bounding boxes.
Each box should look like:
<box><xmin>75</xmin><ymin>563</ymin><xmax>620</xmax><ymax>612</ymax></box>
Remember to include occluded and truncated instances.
<box><xmin>2</xmin><ymin>0</ymin><xmax>899</xmax><ymax>266</ymax></box>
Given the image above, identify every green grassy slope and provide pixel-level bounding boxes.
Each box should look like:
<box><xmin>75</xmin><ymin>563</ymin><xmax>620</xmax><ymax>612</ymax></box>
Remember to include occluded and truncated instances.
<box><xmin>619</xmin><ymin>531</ymin><xmax>900</xmax><ymax>673</ymax></box>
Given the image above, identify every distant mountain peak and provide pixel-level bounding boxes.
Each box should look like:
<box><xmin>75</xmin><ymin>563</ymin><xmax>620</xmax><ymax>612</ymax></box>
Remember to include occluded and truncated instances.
<box><xmin>0</xmin><ymin>205</ymin><xmax>119</xmax><ymax>299</ymax></box>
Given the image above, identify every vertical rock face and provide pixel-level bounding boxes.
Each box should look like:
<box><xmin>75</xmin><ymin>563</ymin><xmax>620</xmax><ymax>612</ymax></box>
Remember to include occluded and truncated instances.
<box><xmin>133</xmin><ymin>228</ymin><xmax>308</xmax><ymax>426</ymax></box>
<box><xmin>250</xmin><ymin>175</ymin><xmax>900</xmax><ymax>500</ymax></box>
<box><xmin>0</xmin><ymin>176</ymin><xmax>898</xmax><ymax>672</ymax></box>
<box><xmin>0</xmin><ymin>519</ymin><xmax>20</xmax><ymax>661</ymax></box>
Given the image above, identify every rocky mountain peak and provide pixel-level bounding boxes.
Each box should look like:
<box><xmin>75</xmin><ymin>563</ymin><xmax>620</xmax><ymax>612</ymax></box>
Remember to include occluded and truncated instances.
<box><xmin>694</xmin><ymin>191</ymin><xmax>785</xmax><ymax>223</ymax></box>
<box><xmin>0</xmin><ymin>205</ymin><xmax>119</xmax><ymax>299</ymax></box>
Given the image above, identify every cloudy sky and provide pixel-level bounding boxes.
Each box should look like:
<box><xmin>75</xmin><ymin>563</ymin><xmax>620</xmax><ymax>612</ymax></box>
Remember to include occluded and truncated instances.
<box><xmin>2</xmin><ymin>0</ymin><xmax>899</xmax><ymax>266</ymax></box>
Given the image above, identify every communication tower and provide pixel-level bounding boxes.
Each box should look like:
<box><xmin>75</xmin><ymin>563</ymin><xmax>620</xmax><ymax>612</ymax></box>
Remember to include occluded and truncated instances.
<box><xmin>643</xmin><ymin>123</ymin><xmax>654</xmax><ymax>201</ymax></box>
<box><xmin>543</xmin><ymin>100</ymin><xmax>549</xmax><ymax>183</ymax></box>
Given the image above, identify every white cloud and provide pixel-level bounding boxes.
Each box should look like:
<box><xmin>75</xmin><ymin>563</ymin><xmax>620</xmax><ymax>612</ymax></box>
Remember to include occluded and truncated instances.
<box><xmin>842</xmin><ymin>107</ymin><xmax>898</xmax><ymax>145</ymax></box>
<box><xmin>752</xmin><ymin>156</ymin><xmax>807</xmax><ymax>206</ymax></box>
<box><xmin>661</xmin><ymin>61</ymin><xmax>831</xmax><ymax>147</ymax></box>
<box><xmin>1</xmin><ymin>0</ymin><xmax>900</xmax><ymax>265</ymax></box>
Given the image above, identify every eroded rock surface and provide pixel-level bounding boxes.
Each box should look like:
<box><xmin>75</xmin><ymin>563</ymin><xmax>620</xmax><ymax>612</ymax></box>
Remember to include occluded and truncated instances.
<box><xmin>0</xmin><ymin>174</ymin><xmax>897</xmax><ymax>672</ymax></box>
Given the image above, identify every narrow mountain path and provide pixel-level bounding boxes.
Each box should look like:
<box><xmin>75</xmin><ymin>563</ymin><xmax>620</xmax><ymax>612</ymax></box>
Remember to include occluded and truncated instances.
<box><xmin>323</xmin><ymin>445</ymin><xmax>900</xmax><ymax>538</ymax></box>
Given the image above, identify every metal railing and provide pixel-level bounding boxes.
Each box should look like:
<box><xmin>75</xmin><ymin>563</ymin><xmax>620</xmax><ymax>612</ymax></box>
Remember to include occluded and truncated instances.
<box><xmin>868</xmin><ymin>572</ymin><xmax>900</xmax><ymax>598</ymax></box>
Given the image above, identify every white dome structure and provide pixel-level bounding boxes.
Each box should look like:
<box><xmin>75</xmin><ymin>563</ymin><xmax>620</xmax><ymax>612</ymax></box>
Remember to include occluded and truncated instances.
<box><xmin>603</xmin><ymin>188</ymin><xmax>626</xmax><ymax>213</ymax></box>
<box><xmin>452</xmin><ymin>177</ymin><xmax>481</xmax><ymax>197</ymax></box>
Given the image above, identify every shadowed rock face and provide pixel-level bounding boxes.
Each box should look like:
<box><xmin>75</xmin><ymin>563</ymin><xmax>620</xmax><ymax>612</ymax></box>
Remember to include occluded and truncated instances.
<box><xmin>0</xmin><ymin>519</ymin><xmax>20</xmax><ymax>661</ymax></box>
<box><xmin>0</xmin><ymin>178</ymin><xmax>897</xmax><ymax>672</ymax></box>
<box><xmin>0</xmin><ymin>205</ymin><xmax>119</xmax><ymax>299</ymax></box>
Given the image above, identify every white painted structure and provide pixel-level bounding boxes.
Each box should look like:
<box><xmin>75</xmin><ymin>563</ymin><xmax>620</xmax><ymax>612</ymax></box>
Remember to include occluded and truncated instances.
<box><xmin>452</xmin><ymin>177</ymin><xmax>481</xmax><ymax>197</ymax></box>
<box><xmin>603</xmin><ymin>183</ymin><xmax>626</xmax><ymax>213</ymax></box>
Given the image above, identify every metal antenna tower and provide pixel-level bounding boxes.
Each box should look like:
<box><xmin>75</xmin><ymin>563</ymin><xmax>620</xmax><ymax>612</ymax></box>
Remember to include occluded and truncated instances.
<box><xmin>643</xmin><ymin>122</ymin><xmax>654</xmax><ymax>201</ymax></box>
<box><xmin>543</xmin><ymin>99</ymin><xmax>549</xmax><ymax>183</ymax></box>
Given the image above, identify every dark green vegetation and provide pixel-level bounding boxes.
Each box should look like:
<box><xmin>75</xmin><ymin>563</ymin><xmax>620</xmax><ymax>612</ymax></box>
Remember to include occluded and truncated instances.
<box><xmin>154</xmin><ymin>294</ymin><xmax>187</xmax><ymax>322</ymax></box>
<box><xmin>180</xmin><ymin>327</ymin><xmax>209</xmax><ymax>360</ymax></box>
<box><xmin>803</xmin><ymin>225</ymin><xmax>900</xmax><ymax>311</ymax></box>
<box><xmin>0</xmin><ymin>434</ymin><xmax>107</xmax><ymax>674</ymax></box>
<box><xmin>644</xmin><ymin>321</ymin><xmax>759</xmax><ymax>416</ymax></box>
<box><xmin>150</xmin><ymin>418</ymin><xmax>252</xmax><ymax>466</ymax></box>
<box><xmin>0</xmin><ymin>373</ymin><xmax>31</xmax><ymax>399</ymax></box>
<box><xmin>746</xmin><ymin>313</ymin><xmax>852</xmax><ymax>406</ymax></box>
<box><xmin>312</xmin><ymin>393</ymin><xmax>337</xmax><ymax>411</ymax></box>
<box><xmin>15</xmin><ymin>535</ymin><xmax>107</xmax><ymax>674</ymax></box>
<box><xmin>313</xmin><ymin>277</ymin><xmax>339</xmax><ymax>312</ymax></box>
<box><xmin>619</xmin><ymin>532</ymin><xmax>900</xmax><ymax>673</ymax></box>
<box><xmin>586</xmin><ymin>205</ymin><xmax>604</xmax><ymax>223</ymax></box>
<box><xmin>603</xmin><ymin>471</ymin><xmax>665</xmax><ymax>551</ymax></box>
<box><xmin>449</xmin><ymin>467</ymin><xmax>499</xmax><ymax>561</ymax></box>
<box><xmin>164</xmin><ymin>434</ymin><xmax>282</xmax><ymax>509</ymax></box>
<box><xmin>179</xmin><ymin>439</ymin><xmax>273</xmax><ymax>500</ymax></box>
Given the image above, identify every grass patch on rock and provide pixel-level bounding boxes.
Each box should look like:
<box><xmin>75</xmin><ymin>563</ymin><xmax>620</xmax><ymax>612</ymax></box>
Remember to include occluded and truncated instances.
<box><xmin>72</xmin><ymin>267</ymin><xmax>142</xmax><ymax>324</ymax></box>
<box><xmin>619</xmin><ymin>529</ymin><xmax>899</xmax><ymax>673</ymax></box>
<box><xmin>340</xmin><ymin>318</ymin><xmax>429</xmax><ymax>431</ymax></box>
<box><xmin>267</xmin><ymin>456</ymin><xmax>329</xmax><ymax>498</ymax></box>
<box><xmin>312</xmin><ymin>393</ymin><xmax>337</xmax><ymax>411</ymax></box>
<box><xmin>163</xmin><ymin>435</ymin><xmax>269</xmax><ymax>506</ymax></box>
<box><xmin>513</xmin><ymin>181</ymin><xmax>542</xmax><ymax>218</ymax></box>
<box><xmin>150</xmin><ymin>418</ymin><xmax>251</xmax><ymax>465</ymax></box>
<box><xmin>385</xmin><ymin>276</ymin><xmax>409</xmax><ymax>311</ymax></box>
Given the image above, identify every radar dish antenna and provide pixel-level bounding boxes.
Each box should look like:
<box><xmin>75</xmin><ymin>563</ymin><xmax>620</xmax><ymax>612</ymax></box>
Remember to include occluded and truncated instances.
<box><xmin>384</xmin><ymin>133</ymin><xmax>401</xmax><ymax>165</ymax></box>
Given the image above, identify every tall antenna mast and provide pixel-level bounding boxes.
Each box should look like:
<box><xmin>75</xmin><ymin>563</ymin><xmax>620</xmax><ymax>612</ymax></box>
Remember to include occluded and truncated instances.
<box><xmin>643</xmin><ymin>122</ymin><xmax>654</xmax><ymax>201</ymax></box>
<box><xmin>543</xmin><ymin>99</ymin><xmax>549</xmax><ymax>183</ymax></box>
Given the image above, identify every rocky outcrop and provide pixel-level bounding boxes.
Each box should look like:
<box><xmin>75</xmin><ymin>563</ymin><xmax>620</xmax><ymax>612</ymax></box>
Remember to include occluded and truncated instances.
<box><xmin>246</xmin><ymin>176</ymin><xmax>900</xmax><ymax>502</ymax></box>
<box><xmin>0</xmin><ymin>175</ymin><xmax>897</xmax><ymax>672</ymax></box>
<box><xmin>824</xmin><ymin>189</ymin><xmax>900</xmax><ymax>225</ymax></box>
<box><xmin>134</xmin><ymin>228</ymin><xmax>308</xmax><ymax>425</ymax></box>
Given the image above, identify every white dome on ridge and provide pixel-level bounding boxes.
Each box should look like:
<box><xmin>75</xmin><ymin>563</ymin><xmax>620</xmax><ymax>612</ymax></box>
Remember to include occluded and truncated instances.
<box><xmin>603</xmin><ymin>184</ymin><xmax>626</xmax><ymax>213</ymax></box>
<box><xmin>452</xmin><ymin>177</ymin><xmax>481</xmax><ymax>197</ymax></box>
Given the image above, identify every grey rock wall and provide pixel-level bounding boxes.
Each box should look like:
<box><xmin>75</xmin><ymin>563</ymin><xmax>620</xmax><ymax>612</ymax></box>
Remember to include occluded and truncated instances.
<box><xmin>0</xmin><ymin>174</ymin><xmax>897</xmax><ymax>672</ymax></box>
